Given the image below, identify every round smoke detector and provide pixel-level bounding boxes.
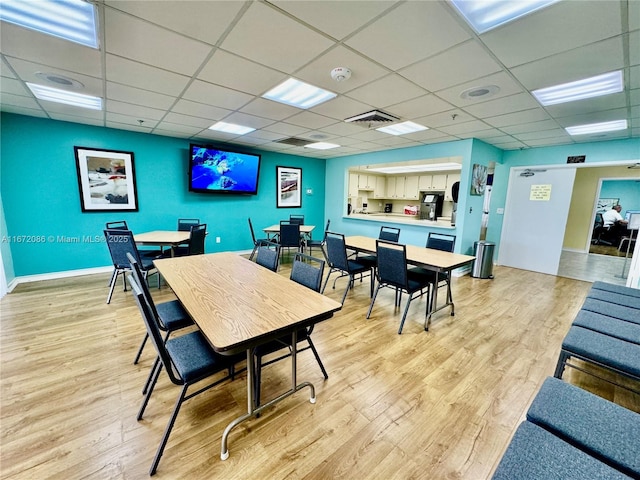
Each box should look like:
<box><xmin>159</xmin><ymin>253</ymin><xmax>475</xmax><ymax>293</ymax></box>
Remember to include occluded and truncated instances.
<box><xmin>460</xmin><ymin>85</ymin><xmax>500</xmax><ymax>100</ymax></box>
<box><xmin>35</xmin><ymin>72</ymin><xmax>85</xmax><ymax>90</ymax></box>
<box><xmin>330</xmin><ymin>67</ymin><xmax>351</xmax><ymax>82</ymax></box>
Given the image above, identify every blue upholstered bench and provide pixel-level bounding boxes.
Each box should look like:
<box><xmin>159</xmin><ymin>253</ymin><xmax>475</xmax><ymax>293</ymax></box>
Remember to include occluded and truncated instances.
<box><xmin>587</xmin><ymin>288</ymin><xmax>640</xmax><ymax>310</ymax></box>
<box><xmin>582</xmin><ymin>297</ymin><xmax>640</xmax><ymax>325</ymax></box>
<box><xmin>527</xmin><ymin>377</ymin><xmax>640</xmax><ymax>478</ymax></box>
<box><xmin>572</xmin><ymin>309</ymin><xmax>640</xmax><ymax>345</ymax></box>
<box><xmin>492</xmin><ymin>421</ymin><xmax>632</xmax><ymax>480</ymax></box>
<box><xmin>591</xmin><ymin>281</ymin><xmax>640</xmax><ymax>298</ymax></box>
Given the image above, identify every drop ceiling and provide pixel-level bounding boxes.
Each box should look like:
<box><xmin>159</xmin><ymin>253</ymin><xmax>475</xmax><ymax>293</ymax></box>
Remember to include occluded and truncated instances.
<box><xmin>1</xmin><ymin>0</ymin><xmax>638</xmax><ymax>158</ymax></box>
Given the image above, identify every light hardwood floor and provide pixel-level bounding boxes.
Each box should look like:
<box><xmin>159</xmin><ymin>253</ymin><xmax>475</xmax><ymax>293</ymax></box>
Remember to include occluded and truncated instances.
<box><xmin>1</xmin><ymin>260</ymin><xmax>639</xmax><ymax>479</ymax></box>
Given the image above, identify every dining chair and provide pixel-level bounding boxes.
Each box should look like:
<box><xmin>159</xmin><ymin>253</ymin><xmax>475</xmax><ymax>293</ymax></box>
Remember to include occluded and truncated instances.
<box><xmin>255</xmin><ymin>239</ymin><xmax>281</xmax><ymax>272</ymax></box>
<box><xmin>127</xmin><ymin>253</ymin><xmax>194</xmax><ymax>381</ymax></box>
<box><xmin>289</xmin><ymin>214</ymin><xmax>305</xmax><ymax>225</ymax></box>
<box><xmin>103</xmin><ymin>228</ymin><xmax>158</xmax><ymax>304</ymax></box>
<box><xmin>321</xmin><ymin>231</ymin><xmax>373</xmax><ymax>305</ymax></box>
<box><xmin>127</xmin><ymin>275</ymin><xmax>243</xmax><ymax>476</ymax></box>
<box><xmin>162</xmin><ymin>224</ymin><xmax>207</xmax><ymax>257</ymax></box>
<box><xmin>106</xmin><ymin>221</ymin><xmax>162</xmax><ymax>258</ymax></box>
<box><xmin>356</xmin><ymin>225</ymin><xmax>401</xmax><ymax>274</ymax></box>
<box><xmin>278</xmin><ymin>220</ymin><xmax>302</xmax><ymax>262</ymax></box>
<box><xmin>253</xmin><ymin>253</ymin><xmax>328</xmax><ymax>407</ymax></box>
<box><xmin>248</xmin><ymin>217</ymin><xmax>270</xmax><ymax>260</ymax></box>
<box><xmin>410</xmin><ymin>233</ymin><xmax>456</xmax><ymax>330</ymax></box>
<box><xmin>105</xmin><ymin>220</ymin><xmax>128</xmax><ymax>230</ymax></box>
<box><xmin>177</xmin><ymin>218</ymin><xmax>200</xmax><ymax>231</ymax></box>
<box><xmin>366</xmin><ymin>239</ymin><xmax>431</xmax><ymax>334</ymax></box>
<box><xmin>306</xmin><ymin>219</ymin><xmax>330</xmax><ymax>258</ymax></box>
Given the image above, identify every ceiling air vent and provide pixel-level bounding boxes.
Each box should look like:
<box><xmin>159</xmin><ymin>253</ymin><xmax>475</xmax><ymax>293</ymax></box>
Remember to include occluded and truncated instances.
<box><xmin>275</xmin><ymin>137</ymin><xmax>313</xmax><ymax>146</ymax></box>
<box><xmin>345</xmin><ymin>110</ymin><xmax>399</xmax><ymax>127</ymax></box>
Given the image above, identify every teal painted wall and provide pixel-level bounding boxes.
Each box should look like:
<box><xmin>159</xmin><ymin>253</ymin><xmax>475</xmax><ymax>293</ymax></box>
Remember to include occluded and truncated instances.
<box><xmin>1</xmin><ymin>113</ymin><xmax>327</xmax><ymax>279</ymax></box>
<box><xmin>487</xmin><ymin>139</ymin><xmax>640</xmax><ymax>252</ymax></box>
<box><xmin>600</xmin><ymin>179</ymin><xmax>640</xmax><ymax>213</ymax></box>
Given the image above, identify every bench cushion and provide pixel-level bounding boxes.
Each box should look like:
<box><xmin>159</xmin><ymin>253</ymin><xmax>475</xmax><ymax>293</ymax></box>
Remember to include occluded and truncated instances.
<box><xmin>492</xmin><ymin>421</ymin><xmax>631</xmax><ymax>480</ymax></box>
<box><xmin>561</xmin><ymin>326</ymin><xmax>640</xmax><ymax>378</ymax></box>
<box><xmin>573</xmin><ymin>310</ymin><xmax>640</xmax><ymax>345</ymax></box>
<box><xmin>591</xmin><ymin>281</ymin><xmax>640</xmax><ymax>298</ymax></box>
<box><xmin>527</xmin><ymin>377</ymin><xmax>640</xmax><ymax>478</ymax></box>
<box><xmin>587</xmin><ymin>289</ymin><xmax>640</xmax><ymax>310</ymax></box>
<box><xmin>581</xmin><ymin>298</ymin><xmax>640</xmax><ymax>325</ymax></box>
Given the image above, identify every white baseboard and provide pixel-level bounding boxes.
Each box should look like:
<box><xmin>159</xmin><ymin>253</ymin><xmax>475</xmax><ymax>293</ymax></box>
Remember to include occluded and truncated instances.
<box><xmin>8</xmin><ymin>266</ymin><xmax>113</xmax><ymax>293</ymax></box>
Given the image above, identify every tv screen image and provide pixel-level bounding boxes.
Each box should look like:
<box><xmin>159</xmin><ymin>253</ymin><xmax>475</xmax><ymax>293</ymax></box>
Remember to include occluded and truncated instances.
<box><xmin>189</xmin><ymin>144</ymin><xmax>261</xmax><ymax>195</ymax></box>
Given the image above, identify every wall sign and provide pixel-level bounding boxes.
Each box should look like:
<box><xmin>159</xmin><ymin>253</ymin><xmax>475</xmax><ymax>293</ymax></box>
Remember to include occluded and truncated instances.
<box><xmin>530</xmin><ymin>184</ymin><xmax>552</xmax><ymax>201</ymax></box>
<box><xmin>567</xmin><ymin>155</ymin><xmax>586</xmax><ymax>163</ymax></box>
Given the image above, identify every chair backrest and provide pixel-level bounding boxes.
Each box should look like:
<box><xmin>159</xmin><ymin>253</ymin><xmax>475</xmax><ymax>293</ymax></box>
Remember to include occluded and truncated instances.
<box><xmin>248</xmin><ymin>217</ymin><xmax>257</xmax><ymax>243</ymax></box>
<box><xmin>127</xmin><ymin>275</ymin><xmax>182</xmax><ymax>385</ymax></box>
<box><xmin>289</xmin><ymin>215</ymin><xmax>304</xmax><ymax>225</ymax></box>
<box><xmin>324</xmin><ymin>231</ymin><xmax>349</xmax><ymax>270</ymax></box>
<box><xmin>594</xmin><ymin>213</ymin><xmax>604</xmax><ymax>228</ymax></box>
<box><xmin>255</xmin><ymin>240</ymin><xmax>280</xmax><ymax>272</ymax></box>
<box><xmin>290</xmin><ymin>253</ymin><xmax>325</xmax><ymax>292</ymax></box>
<box><xmin>379</xmin><ymin>226</ymin><xmax>400</xmax><ymax>242</ymax></box>
<box><xmin>127</xmin><ymin>252</ymin><xmax>161</xmax><ymax>322</ymax></box>
<box><xmin>104</xmin><ymin>229</ymin><xmax>142</xmax><ymax>269</ymax></box>
<box><xmin>188</xmin><ymin>224</ymin><xmax>207</xmax><ymax>255</ymax></box>
<box><xmin>106</xmin><ymin>220</ymin><xmax>128</xmax><ymax>230</ymax></box>
<box><xmin>376</xmin><ymin>239</ymin><xmax>408</xmax><ymax>289</ymax></box>
<box><xmin>426</xmin><ymin>232</ymin><xmax>456</xmax><ymax>252</ymax></box>
<box><xmin>178</xmin><ymin>218</ymin><xmax>200</xmax><ymax>231</ymax></box>
<box><xmin>279</xmin><ymin>221</ymin><xmax>300</xmax><ymax>248</ymax></box>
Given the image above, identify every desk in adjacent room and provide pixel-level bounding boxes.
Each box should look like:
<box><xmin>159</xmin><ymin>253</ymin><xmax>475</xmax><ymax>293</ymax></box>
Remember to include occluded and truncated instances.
<box><xmin>345</xmin><ymin>235</ymin><xmax>475</xmax><ymax>326</ymax></box>
<box><xmin>153</xmin><ymin>252</ymin><xmax>342</xmax><ymax>460</ymax></box>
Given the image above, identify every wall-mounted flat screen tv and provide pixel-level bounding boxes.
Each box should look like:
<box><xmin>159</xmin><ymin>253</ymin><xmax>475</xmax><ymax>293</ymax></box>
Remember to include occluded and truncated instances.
<box><xmin>189</xmin><ymin>144</ymin><xmax>261</xmax><ymax>195</ymax></box>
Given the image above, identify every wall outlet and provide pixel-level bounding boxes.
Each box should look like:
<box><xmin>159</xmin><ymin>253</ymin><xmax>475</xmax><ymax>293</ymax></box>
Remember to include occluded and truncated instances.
<box><xmin>306</xmin><ymin>188</ymin><xmax>313</xmax><ymax>195</ymax></box>
<box><xmin>215</xmin><ymin>236</ymin><xmax>221</xmax><ymax>243</ymax></box>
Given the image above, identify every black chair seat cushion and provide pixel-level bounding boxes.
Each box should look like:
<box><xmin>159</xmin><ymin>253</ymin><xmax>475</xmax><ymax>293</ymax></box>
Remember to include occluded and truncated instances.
<box><xmin>156</xmin><ymin>300</ymin><xmax>193</xmax><ymax>331</ymax></box>
<box><xmin>572</xmin><ymin>310</ymin><xmax>640</xmax><ymax>345</ymax></box>
<box><xmin>347</xmin><ymin>259</ymin><xmax>370</xmax><ymax>274</ymax></box>
<box><xmin>492</xmin><ymin>421</ymin><xmax>630</xmax><ymax>480</ymax></box>
<box><xmin>581</xmin><ymin>298</ymin><xmax>640</xmax><ymax>325</ymax></box>
<box><xmin>356</xmin><ymin>254</ymin><xmax>377</xmax><ymax>267</ymax></box>
<box><xmin>166</xmin><ymin>332</ymin><xmax>236</xmax><ymax>383</ymax></box>
<box><xmin>527</xmin><ymin>377</ymin><xmax>640</xmax><ymax>477</ymax></box>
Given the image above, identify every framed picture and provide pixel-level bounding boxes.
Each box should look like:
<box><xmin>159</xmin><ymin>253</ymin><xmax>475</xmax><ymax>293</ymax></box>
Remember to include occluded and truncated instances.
<box><xmin>470</xmin><ymin>163</ymin><xmax>488</xmax><ymax>196</ymax></box>
<box><xmin>276</xmin><ymin>166</ymin><xmax>302</xmax><ymax>208</ymax></box>
<box><xmin>74</xmin><ymin>146</ymin><xmax>138</xmax><ymax>212</ymax></box>
<box><xmin>596</xmin><ymin>198</ymin><xmax>619</xmax><ymax>214</ymax></box>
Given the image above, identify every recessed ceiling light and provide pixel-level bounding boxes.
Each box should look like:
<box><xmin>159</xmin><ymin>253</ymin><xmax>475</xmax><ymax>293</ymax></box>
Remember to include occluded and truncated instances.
<box><xmin>305</xmin><ymin>142</ymin><xmax>340</xmax><ymax>150</ymax></box>
<box><xmin>450</xmin><ymin>0</ymin><xmax>560</xmax><ymax>34</ymax></box>
<box><xmin>460</xmin><ymin>85</ymin><xmax>500</xmax><ymax>100</ymax></box>
<box><xmin>532</xmin><ymin>70</ymin><xmax>624</xmax><ymax>106</ymax></box>
<box><xmin>26</xmin><ymin>82</ymin><xmax>102</xmax><ymax>110</ymax></box>
<box><xmin>565</xmin><ymin>119</ymin><xmax>627</xmax><ymax>136</ymax></box>
<box><xmin>376</xmin><ymin>121</ymin><xmax>428</xmax><ymax>136</ymax></box>
<box><xmin>0</xmin><ymin>0</ymin><xmax>98</xmax><ymax>48</ymax></box>
<box><xmin>262</xmin><ymin>78</ymin><xmax>337</xmax><ymax>109</ymax></box>
<box><xmin>208</xmin><ymin>122</ymin><xmax>255</xmax><ymax>135</ymax></box>
<box><xmin>35</xmin><ymin>72</ymin><xmax>85</xmax><ymax>89</ymax></box>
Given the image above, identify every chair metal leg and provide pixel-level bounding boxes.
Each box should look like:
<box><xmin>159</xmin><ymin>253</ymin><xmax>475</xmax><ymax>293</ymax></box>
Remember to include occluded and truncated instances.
<box><xmin>398</xmin><ymin>297</ymin><xmax>413</xmax><ymax>334</ymax></box>
<box><xmin>306</xmin><ymin>338</ymin><xmax>328</xmax><ymax>380</ymax></box>
<box><xmin>554</xmin><ymin>350</ymin><xmax>569</xmax><ymax>379</ymax></box>
<box><xmin>138</xmin><ymin>362</ymin><xmax>163</xmax><ymax>421</ymax></box>
<box><xmin>106</xmin><ymin>269</ymin><xmax>120</xmax><ymax>304</ymax></box>
<box><xmin>366</xmin><ymin>284</ymin><xmax>381</xmax><ymax>318</ymax></box>
<box><xmin>133</xmin><ymin>332</ymin><xmax>149</xmax><ymax>364</ymax></box>
<box><xmin>142</xmin><ymin>356</ymin><xmax>160</xmax><ymax>395</ymax></box>
<box><xmin>149</xmin><ymin>384</ymin><xmax>188</xmax><ymax>476</ymax></box>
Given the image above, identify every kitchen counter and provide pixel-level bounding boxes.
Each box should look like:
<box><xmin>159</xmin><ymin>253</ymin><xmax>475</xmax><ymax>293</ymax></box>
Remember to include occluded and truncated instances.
<box><xmin>346</xmin><ymin>213</ymin><xmax>455</xmax><ymax>229</ymax></box>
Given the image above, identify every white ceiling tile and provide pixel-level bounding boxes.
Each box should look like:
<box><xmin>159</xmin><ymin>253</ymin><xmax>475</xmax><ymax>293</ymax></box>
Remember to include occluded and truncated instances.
<box><xmin>630</xmin><ymin>0</ymin><xmax>640</xmax><ymax>32</ymax></box>
<box><xmin>513</xmin><ymin>129</ymin><xmax>571</xmax><ymax>141</ymax></box>
<box><xmin>171</xmin><ymin>99</ymin><xmax>231</xmax><ymax>121</ymax></box>
<box><xmin>104</xmin><ymin>9</ymin><xmax>213</xmax><ymax>76</ymax></box>
<box><xmin>501</xmin><ymin>119</ymin><xmax>561</xmax><ymax>135</ymax></box>
<box><xmin>510</xmin><ymin>37</ymin><xmax>625</xmax><ymax>91</ymax></box>
<box><xmin>161</xmin><ymin>112</ymin><xmax>214</xmax><ymax>128</ymax></box>
<box><xmin>317</xmin><ymin>121</ymin><xmax>371</xmax><ymax>137</ymax></box>
<box><xmin>284</xmin><ymin>111</ymin><xmax>337</xmax><ymax>129</ymax></box>
<box><xmin>545</xmin><ymin>93</ymin><xmax>628</xmax><ymax>119</ymax></box>
<box><xmin>400</xmin><ymin>40</ymin><xmax>502</xmax><ymax>92</ymax></box>
<box><xmin>346</xmin><ymin>1</ymin><xmax>470</xmax><ymax>70</ymax></box>
<box><xmin>522</xmin><ymin>137</ymin><xmax>573</xmax><ymax>147</ymax></box>
<box><xmin>242</xmin><ymin>130</ymin><xmax>287</xmax><ymax>142</ymax></box>
<box><xmin>106</xmin><ymin>55</ymin><xmax>190</xmax><ymax>96</ymax></box>
<box><xmin>630</xmin><ymin>31</ymin><xmax>640</xmax><ymax>66</ymax></box>
<box><xmin>106</xmin><ymin>111</ymin><xmax>158</xmax><ymax>127</ymax></box>
<box><xmin>464</xmin><ymin>93</ymin><xmax>539</xmax><ymax>118</ymax></box>
<box><xmin>481</xmin><ymin>1</ymin><xmax>622</xmax><ymax>67</ymax></box>
<box><xmin>104</xmin><ymin>1</ymin><xmax>245</xmax><ymax>45</ymax></box>
<box><xmin>52</xmin><ymin>113</ymin><xmax>103</xmax><ymax>126</ymax></box>
<box><xmin>415</xmin><ymin>109</ymin><xmax>475</xmax><ymax>128</ymax></box>
<box><xmin>484</xmin><ymin>108</ymin><xmax>552</xmax><ymax>128</ymax></box>
<box><xmin>220</xmin><ymin>2</ymin><xmax>334</xmax><ymax>73</ymax></box>
<box><xmin>631</xmin><ymin>66</ymin><xmax>640</xmax><ymax>90</ymax></box>
<box><xmin>107</xmin><ymin>82</ymin><xmax>176</xmax><ymax>110</ymax></box>
<box><xmin>2</xmin><ymin>104</ymin><xmax>47</xmax><ymax>117</ymax></box>
<box><xmin>221</xmin><ymin>112</ymin><xmax>275</xmax><ymax>129</ymax></box>
<box><xmin>151</xmin><ymin>127</ymin><xmax>196</xmax><ymax>138</ymax></box>
<box><xmin>388</xmin><ymin>94</ymin><xmax>454</xmax><ymax>119</ymax></box>
<box><xmin>554</xmin><ymin>107</ymin><xmax>629</xmax><ymax>127</ymax></box>
<box><xmin>492</xmin><ymin>140</ymin><xmax>528</xmax><ymax>150</ymax></box>
<box><xmin>240</xmin><ymin>98</ymin><xmax>301</xmax><ymax>121</ymax></box>
<box><xmin>346</xmin><ymin>74</ymin><xmax>427</xmax><ymax>108</ymax></box>
<box><xmin>0</xmin><ymin>77</ymin><xmax>28</xmax><ymax>96</ymax></box>
<box><xmin>261</xmin><ymin>123</ymin><xmax>310</xmax><ymax>137</ymax></box>
<box><xmin>310</xmin><ymin>95</ymin><xmax>375</xmax><ymax>121</ymax></box>
<box><xmin>1</xmin><ymin>57</ymin><xmax>17</xmax><ymax>79</ymax></box>
<box><xmin>1</xmin><ymin>92</ymin><xmax>40</xmax><ymax>109</ymax></box>
<box><xmin>436</xmin><ymin>71</ymin><xmax>524</xmax><ymax>108</ymax></box>
<box><xmin>106</xmin><ymin>99</ymin><xmax>166</xmax><ymax>120</ymax></box>
<box><xmin>182</xmin><ymin>80</ymin><xmax>253</xmax><ymax>110</ymax></box>
<box><xmin>438</xmin><ymin>120</ymin><xmax>492</xmax><ymax>135</ymax></box>
<box><xmin>153</xmin><ymin>121</ymin><xmax>206</xmax><ymax>136</ymax></box>
<box><xmin>198</xmin><ymin>50</ymin><xmax>287</xmax><ymax>95</ymax></box>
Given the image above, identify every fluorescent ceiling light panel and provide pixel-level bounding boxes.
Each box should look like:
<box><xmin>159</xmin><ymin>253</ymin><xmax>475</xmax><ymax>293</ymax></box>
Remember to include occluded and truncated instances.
<box><xmin>376</xmin><ymin>121</ymin><xmax>428</xmax><ymax>136</ymax></box>
<box><xmin>533</xmin><ymin>71</ymin><xmax>623</xmax><ymax>106</ymax></box>
<box><xmin>305</xmin><ymin>142</ymin><xmax>340</xmax><ymax>150</ymax></box>
<box><xmin>27</xmin><ymin>82</ymin><xmax>102</xmax><ymax>110</ymax></box>
<box><xmin>208</xmin><ymin>121</ymin><xmax>255</xmax><ymax>135</ymax></box>
<box><xmin>565</xmin><ymin>119</ymin><xmax>627</xmax><ymax>136</ymax></box>
<box><xmin>262</xmin><ymin>78</ymin><xmax>337</xmax><ymax>109</ymax></box>
<box><xmin>366</xmin><ymin>163</ymin><xmax>462</xmax><ymax>174</ymax></box>
<box><xmin>0</xmin><ymin>0</ymin><xmax>98</xmax><ymax>48</ymax></box>
<box><xmin>450</xmin><ymin>0</ymin><xmax>560</xmax><ymax>34</ymax></box>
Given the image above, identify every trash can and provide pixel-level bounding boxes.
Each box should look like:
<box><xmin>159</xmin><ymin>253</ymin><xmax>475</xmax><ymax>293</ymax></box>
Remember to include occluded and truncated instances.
<box><xmin>471</xmin><ymin>241</ymin><xmax>495</xmax><ymax>279</ymax></box>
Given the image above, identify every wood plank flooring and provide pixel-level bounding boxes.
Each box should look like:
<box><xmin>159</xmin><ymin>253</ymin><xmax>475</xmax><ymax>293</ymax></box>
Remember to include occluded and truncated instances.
<box><xmin>1</xmin><ymin>259</ymin><xmax>638</xmax><ymax>479</ymax></box>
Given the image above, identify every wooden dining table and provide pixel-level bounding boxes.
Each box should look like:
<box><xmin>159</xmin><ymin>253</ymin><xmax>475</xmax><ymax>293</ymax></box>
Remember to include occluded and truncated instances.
<box><xmin>134</xmin><ymin>230</ymin><xmax>191</xmax><ymax>257</ymax></box>
<box><xmin>153</xmin><ymin>252</ymin><xmax>342</xmax><ymax>460</ymax></box>
<box><xmin>263</xmin><ymin>223</ymin><xmax>315</xmax><ymax>238</ymax></box>
<box><xmin>345</xmin><ymin>235</ymin><xmax>475</xmax><ymax>328</ymax></box>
